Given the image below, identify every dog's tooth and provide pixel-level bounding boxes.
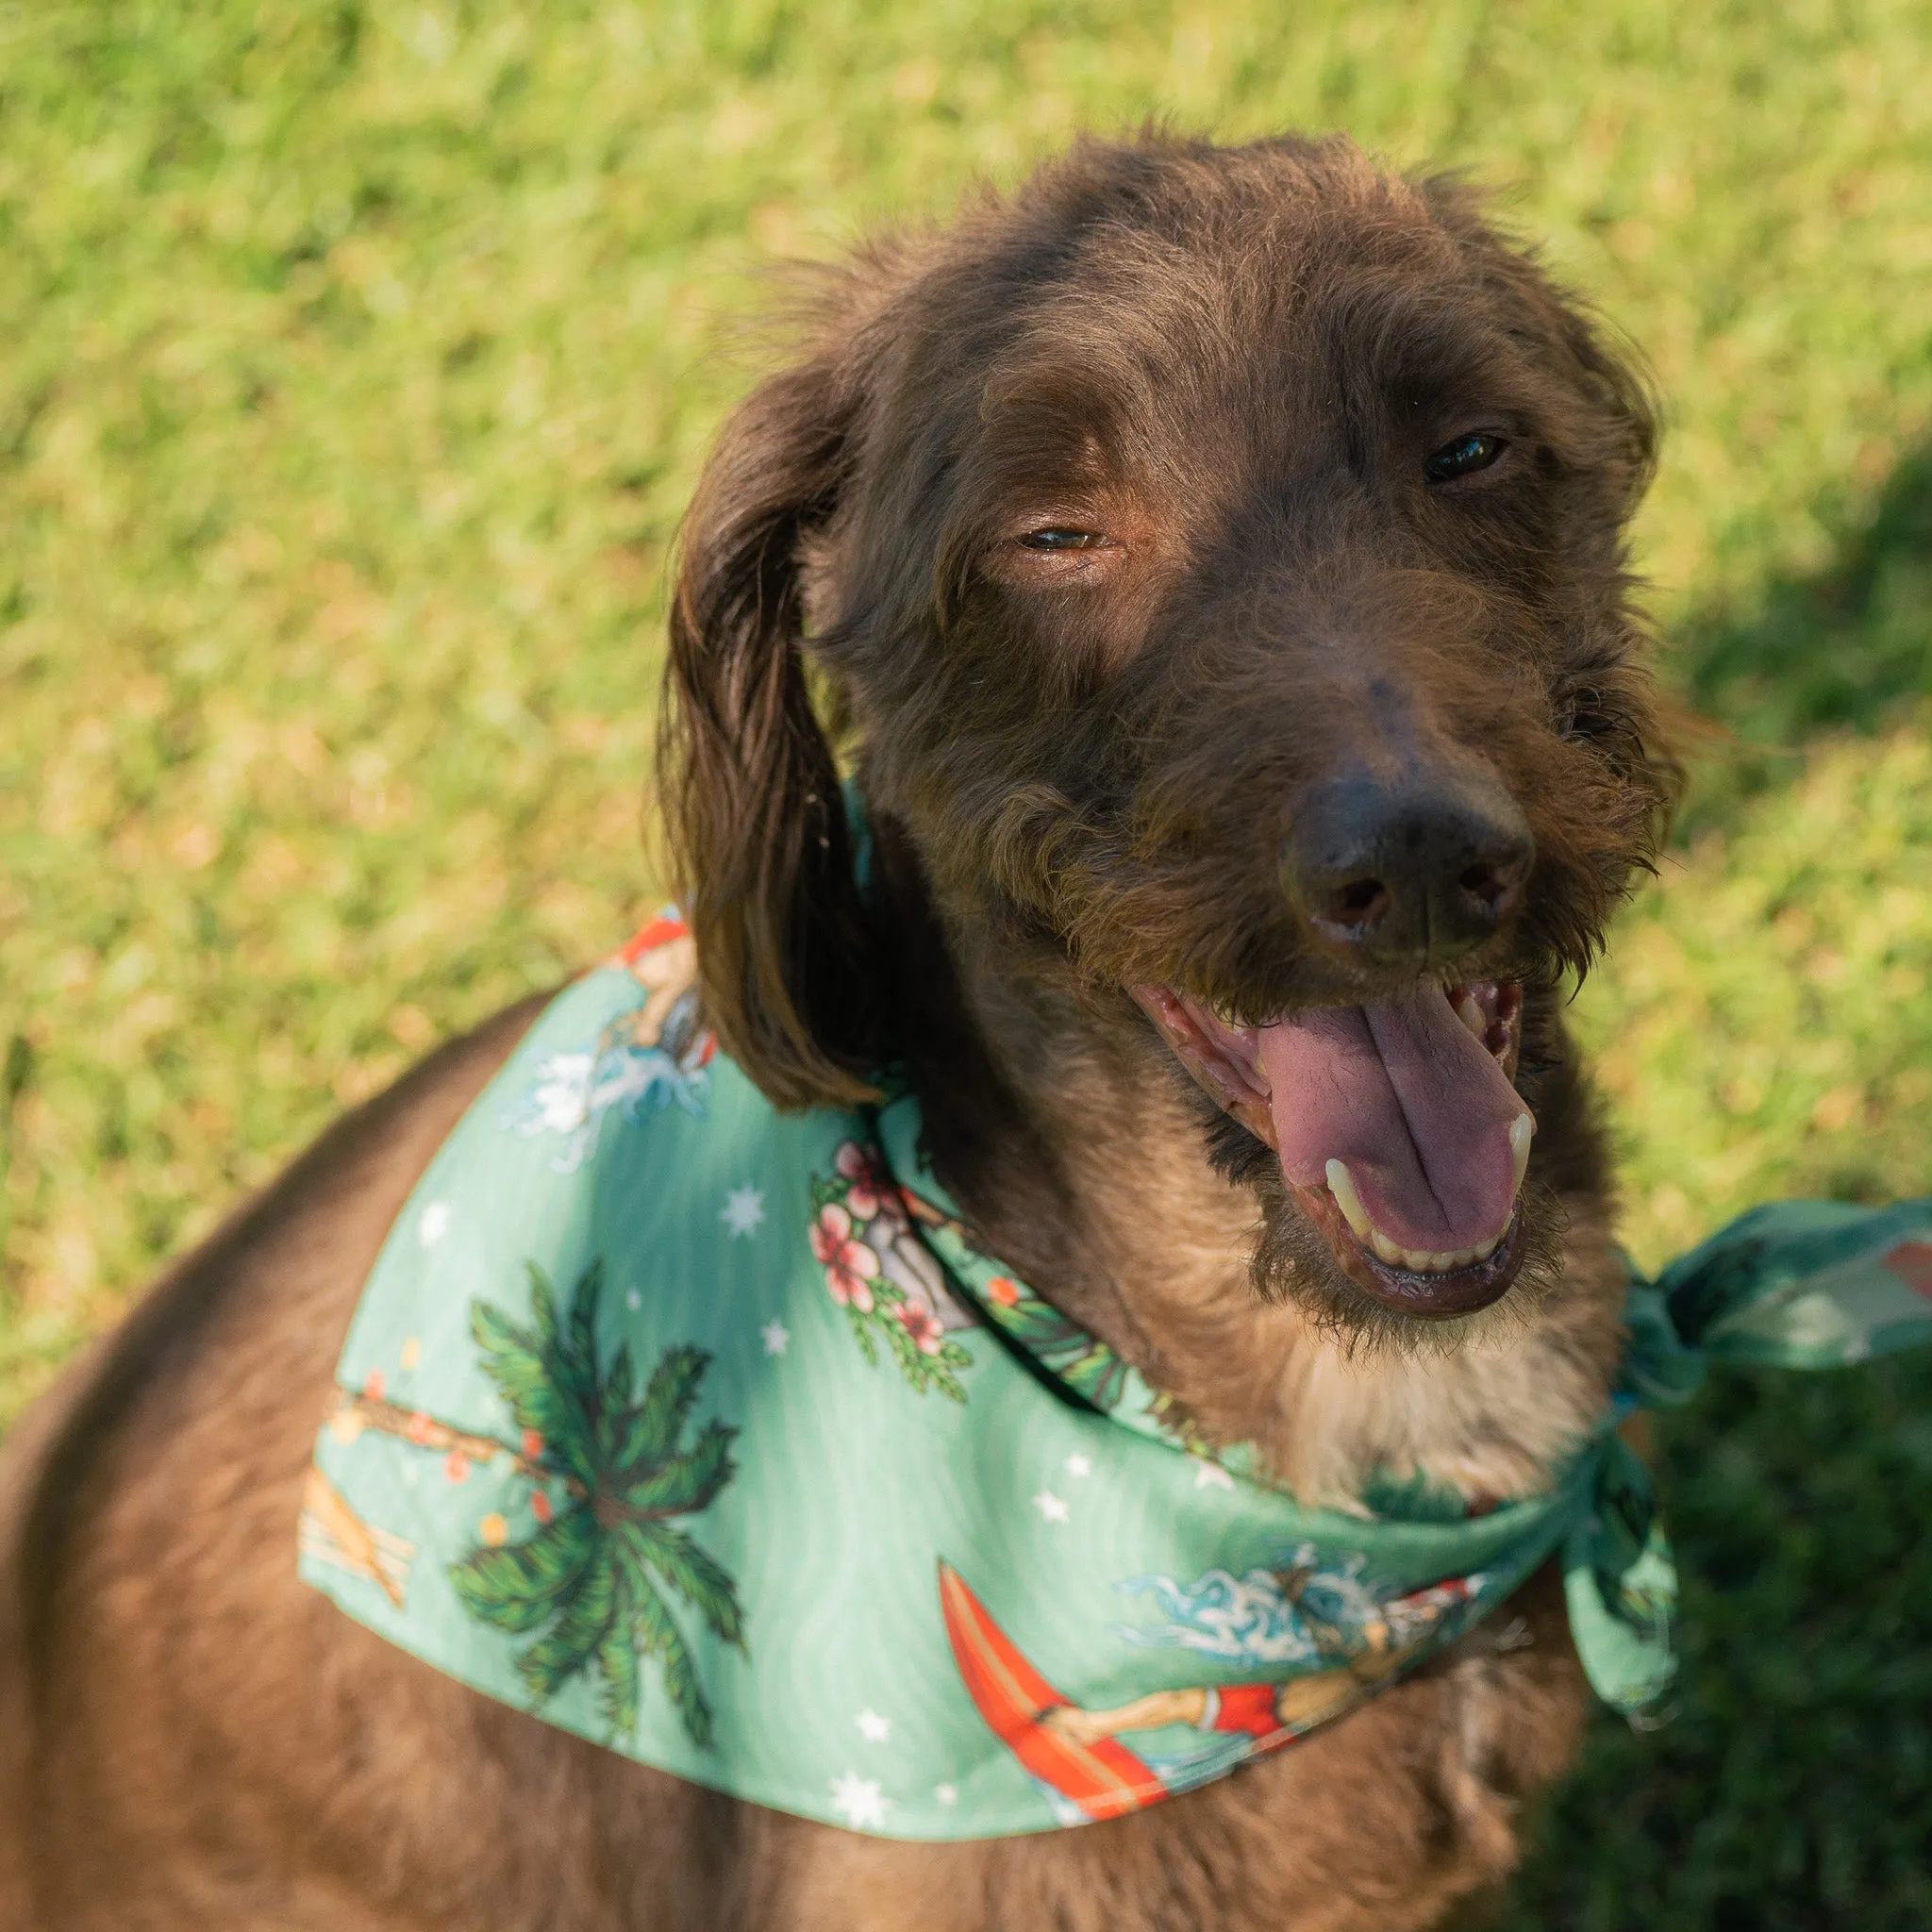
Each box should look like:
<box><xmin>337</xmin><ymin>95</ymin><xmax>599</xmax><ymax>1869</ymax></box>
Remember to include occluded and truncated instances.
<box><xmin>1455</xmin><ymin>992</ymin><xmax>1486</xmax><ymax>1041</ymax></box>
<box><xmin>1325</xmin><ymin>1159</ymin><xmax>1374</xmax><ymax>1242</ymax></box>
<box><xmin>1508</xmin><ymin>1112</ymin><xmax>1535</xmax><ymax>1195</ymax></box>
<box><xmin>1472</xmin><ymin>1230</ymin><xmax>1502</xmax><ymax>1261</ymax></box>
<box><xmin>1329</xmin><ymin>1162</ymin><xmax>1497</xmax><ymax>1274</ymax></box>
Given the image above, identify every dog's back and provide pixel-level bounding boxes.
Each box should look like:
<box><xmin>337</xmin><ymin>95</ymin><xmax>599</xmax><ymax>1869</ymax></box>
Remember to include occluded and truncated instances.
<box><xmin>0</xmin><ymin>1003</ymin><xmax>559</xmax><ymax>1927</ymax></box>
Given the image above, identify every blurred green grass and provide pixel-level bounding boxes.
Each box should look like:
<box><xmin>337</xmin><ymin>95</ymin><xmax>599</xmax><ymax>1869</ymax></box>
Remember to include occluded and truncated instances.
<box><xmin>3</xmin><ymin>3</ymin><xmax>1930</xmax><ymax>1924</ymax></box>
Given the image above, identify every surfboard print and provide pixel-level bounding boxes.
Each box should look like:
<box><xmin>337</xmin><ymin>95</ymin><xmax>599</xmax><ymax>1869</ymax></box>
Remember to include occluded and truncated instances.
<box><xmin>936</xmin><ymin>1560</ymin><xmax>1167</xmax><ymax>1823</ymax></box>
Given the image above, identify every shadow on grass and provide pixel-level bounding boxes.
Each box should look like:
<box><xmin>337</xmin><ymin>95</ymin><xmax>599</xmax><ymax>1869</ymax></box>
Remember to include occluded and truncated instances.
<box><xmin>1495</xmin><ymin>1356</ymin><xmax>1932</xmax><ymax>1932</ymax></box>
<box><xmin>1491</xmin><ymin>449</ymin><xmax>1932</xmax><ymax>1930</ymax></box>
<box><xmin>1665</xmin><ymin>438</ymin><xmax>1932</xmax><ymax>832</ymax></box>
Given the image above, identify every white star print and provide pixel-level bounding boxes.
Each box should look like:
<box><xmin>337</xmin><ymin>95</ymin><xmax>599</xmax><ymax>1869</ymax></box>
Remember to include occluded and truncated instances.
<box><xmin>1192</xmin><ymin>1458</ymin><xmax>1235</xmax><ymax>1491</ymax></box>
<box><xmin>830</xmin><ymin>1773</ymin><xmax>888</xmax><ymax>1829</ymax></box>
<box><xmin>761</xmin><ymin>1320</ymin><xmax>791</xmax><ymax>1357</ymax></box>
<box><xmin>935</xmin><ymin>1783</ymin><xmax>959</xmax><ymax>1807</ymax></box>
<box><xmin>855</xmin><ymin>1708</ymin><xmax>891</xmax><ymax>1742</ymax></box>
<box><xmin>1032</xmin><ymin>1490</ymin><xmax>1070</xmax><ymax>1523</ymax></box>
<box><xmin>720</xmin><ymin>1184</ymin><xmax>766</xmax><ymax>1238</ymax></box>
<box><xmin>1064</xmin><ymin>1452</ymin><xmax>1092</xmax><ymax>1478</ymax></box>
<box><xmin>417</xmin><ymin>1202</ymin><xmax>450</xmax><ymax>1248</ymax></box>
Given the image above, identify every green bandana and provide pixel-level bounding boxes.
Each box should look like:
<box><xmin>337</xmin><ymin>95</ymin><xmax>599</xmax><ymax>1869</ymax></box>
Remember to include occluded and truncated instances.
<box><xmin>299</xmin><ymin>918</ymin><xmax>1932</xmax><ymax>1840</ymax></box>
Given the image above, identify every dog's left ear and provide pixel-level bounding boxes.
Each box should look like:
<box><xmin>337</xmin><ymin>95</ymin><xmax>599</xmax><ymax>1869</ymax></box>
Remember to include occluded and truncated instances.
<box><xmin>658</xmin><ymin>335</ymin><xmax>887</xmax><ymax>1113</ymax></box>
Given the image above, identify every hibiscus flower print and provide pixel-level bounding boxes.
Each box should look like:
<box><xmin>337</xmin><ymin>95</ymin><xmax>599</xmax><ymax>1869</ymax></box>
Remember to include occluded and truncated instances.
<box><xmin>835</xmin><ymin>1141</ymin><xmax>903</xmax><ymax>1225</ymax></box>
<box><xmin>810</xmin><ymin>1203</ymin><xmax>879</xmax><ymax>1314</ymax></box>
<box><xmin>893</xmin><ymin>1300</ymin><xmax>946</xmax><ymax>1357</ymax></box>
<box><xmin>808</xmin><ymin>1148</ymin><xmax>975</xmax><ymax>1402</ymax></box>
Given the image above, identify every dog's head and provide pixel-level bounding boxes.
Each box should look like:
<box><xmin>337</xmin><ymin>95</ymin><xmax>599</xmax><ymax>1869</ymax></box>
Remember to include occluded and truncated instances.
<box><xmin>661</xmin><ymin>132</ymin><xmax>1674</xmax><ymax>1332</ymax></box>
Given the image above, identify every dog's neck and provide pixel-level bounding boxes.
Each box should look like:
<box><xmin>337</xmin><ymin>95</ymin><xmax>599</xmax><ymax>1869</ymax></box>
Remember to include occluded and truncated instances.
<box><xmin>875</xmin><ymin>820</ymin><xmax>1626</xmax><ymax>1513</ymax></box>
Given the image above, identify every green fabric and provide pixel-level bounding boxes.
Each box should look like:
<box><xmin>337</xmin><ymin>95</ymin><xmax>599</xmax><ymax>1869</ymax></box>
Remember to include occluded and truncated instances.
<box><xmin>298</xmin><ymin>928</ymin><xmax>1932</xmax><ymax>1840</ymax></box>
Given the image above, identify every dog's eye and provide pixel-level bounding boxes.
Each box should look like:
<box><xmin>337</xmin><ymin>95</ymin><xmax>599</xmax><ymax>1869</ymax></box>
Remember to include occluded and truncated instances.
<box><xmin>1424</xmin><ymin>433</ymin><xmax>1507</xmax><ymax>484</ymax></box>
<box><xmin>1019</xmin><ymin>527</ymin><xmax>1108</xmax><ymax>551</ymax></box>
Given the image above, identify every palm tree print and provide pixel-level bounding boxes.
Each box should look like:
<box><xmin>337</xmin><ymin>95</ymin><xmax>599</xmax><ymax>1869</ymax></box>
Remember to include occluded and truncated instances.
<box><xmin>446</xmin><ymin>1257</ymin><xmax>744</xmax><ymax>1746</ymax></box>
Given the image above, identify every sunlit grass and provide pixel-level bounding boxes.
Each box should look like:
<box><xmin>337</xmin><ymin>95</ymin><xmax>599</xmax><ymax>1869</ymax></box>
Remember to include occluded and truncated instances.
<box><xmin>1582</xmin><ymin>715</ymin><xmax>1932</xmax><ymax>1272</ymax></box>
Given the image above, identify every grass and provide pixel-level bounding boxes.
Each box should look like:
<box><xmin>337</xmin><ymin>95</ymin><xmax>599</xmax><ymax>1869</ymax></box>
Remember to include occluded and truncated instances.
<box><xmin>3</xmin><ymin>2</ymin><xmax>1931</xmax><ymax>1922</ymax></box>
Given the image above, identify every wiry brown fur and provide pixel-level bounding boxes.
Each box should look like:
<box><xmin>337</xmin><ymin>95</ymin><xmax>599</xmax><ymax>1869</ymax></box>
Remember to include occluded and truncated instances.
<box><xmin>2</xmin><ymin>131</ymin><xmax>1672</xmax><ymax>1928</ymax></box>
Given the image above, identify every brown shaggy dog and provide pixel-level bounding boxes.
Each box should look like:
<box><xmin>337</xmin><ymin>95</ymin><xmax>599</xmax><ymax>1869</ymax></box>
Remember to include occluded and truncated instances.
<box><xmin>0</xmin><ymin>132</ymin><xmax>1674</xmax><ymax>1930</ymax></box>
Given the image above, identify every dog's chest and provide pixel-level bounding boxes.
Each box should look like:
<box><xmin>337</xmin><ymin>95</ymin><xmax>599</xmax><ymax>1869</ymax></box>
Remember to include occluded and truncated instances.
<box><xmin>991</xmin><ymin>1072</ymin><xmax>1619</xmax><ymax>1517</ymax></box>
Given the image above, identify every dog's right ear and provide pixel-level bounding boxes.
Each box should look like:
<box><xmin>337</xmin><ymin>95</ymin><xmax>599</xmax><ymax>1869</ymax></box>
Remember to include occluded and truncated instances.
<box><xmin>658</xmin><ymin>345</ymin><xmax>886</xmax><ymax>1113</ymax></box>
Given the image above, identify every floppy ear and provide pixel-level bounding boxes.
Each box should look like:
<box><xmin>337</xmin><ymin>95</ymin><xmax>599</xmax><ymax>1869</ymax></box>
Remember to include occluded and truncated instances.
<box><xmin>658</xmin><ymin>348</ymin><xmax>886</xmax><ymax>1112</ymax></box>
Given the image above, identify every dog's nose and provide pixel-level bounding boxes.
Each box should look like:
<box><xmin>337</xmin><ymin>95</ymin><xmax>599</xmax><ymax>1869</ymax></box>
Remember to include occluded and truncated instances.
<box><xmin>1282</xmin><ymin>770</ymin><xmax>1533</xmax><ymax>965</ymax></box>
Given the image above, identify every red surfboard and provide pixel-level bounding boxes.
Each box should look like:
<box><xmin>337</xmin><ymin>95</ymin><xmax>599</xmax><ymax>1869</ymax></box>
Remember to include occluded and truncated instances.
<box><xmin>937</xmin><ymin>1561</ymin><xmax>1166</xmax><ymax>1822</ymax></box>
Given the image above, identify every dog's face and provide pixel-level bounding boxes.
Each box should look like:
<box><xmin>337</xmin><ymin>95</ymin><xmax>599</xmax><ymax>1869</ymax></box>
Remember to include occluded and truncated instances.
<box><xmin>663</xmin><ymin>135</ymin><xmax>1673</xmax><ymax>1334</ymax></box>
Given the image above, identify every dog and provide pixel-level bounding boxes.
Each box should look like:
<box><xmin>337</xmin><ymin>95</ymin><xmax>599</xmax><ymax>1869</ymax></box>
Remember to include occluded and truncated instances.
<box><xmin>0</xmin><ymin>130</ymin><xmax>1674</xmax><ymax>1930</ymax></box>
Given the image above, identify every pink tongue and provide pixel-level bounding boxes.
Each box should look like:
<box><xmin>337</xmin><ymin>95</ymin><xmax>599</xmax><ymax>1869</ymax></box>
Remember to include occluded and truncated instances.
<box><xmin>1255</xmin><ymin>988</ymin><xmax>1526</xmax><ymax>1252</ymax></box>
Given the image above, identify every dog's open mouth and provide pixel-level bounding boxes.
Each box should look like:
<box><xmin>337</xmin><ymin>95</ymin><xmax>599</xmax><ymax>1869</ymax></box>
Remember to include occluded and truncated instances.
<box><xmin>1130</xmin><ymin>979</ymin><xmax>1531</xmax><ymax>1318</ymax></box>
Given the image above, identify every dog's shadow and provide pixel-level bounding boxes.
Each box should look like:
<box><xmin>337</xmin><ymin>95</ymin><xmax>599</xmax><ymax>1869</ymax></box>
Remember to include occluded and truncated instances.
<box><xmin>1669</xmin><ymin>436</ymin><xmax>1932</xmax><ymax>818</ymax></box>
<box><xmin>1495</xmin><ymin>446</ymin><xmax>1932</xmax><ymax>1929</ymax></box>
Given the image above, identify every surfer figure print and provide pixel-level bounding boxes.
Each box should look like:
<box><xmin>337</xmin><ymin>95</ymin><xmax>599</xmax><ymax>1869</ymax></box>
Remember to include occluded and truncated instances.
<box><xmin>940</xmin><ymin>1558</ymin><xmax>1484</xmax><ymax>1824</ymax></box>
<box><xmin>500</xmin><ymin>913</ymin><xmax>717</xmax><ymax>1171</ymax></box>
<box><xmin>1046</xmin><ymin>1564</ymin><xmax>1468</xmax><ymax>1751</ymax></box>
<box><xmin>612</xmin><ymin>915</ymin><xmax>708</xmax><ymax>1059</ymax></box>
